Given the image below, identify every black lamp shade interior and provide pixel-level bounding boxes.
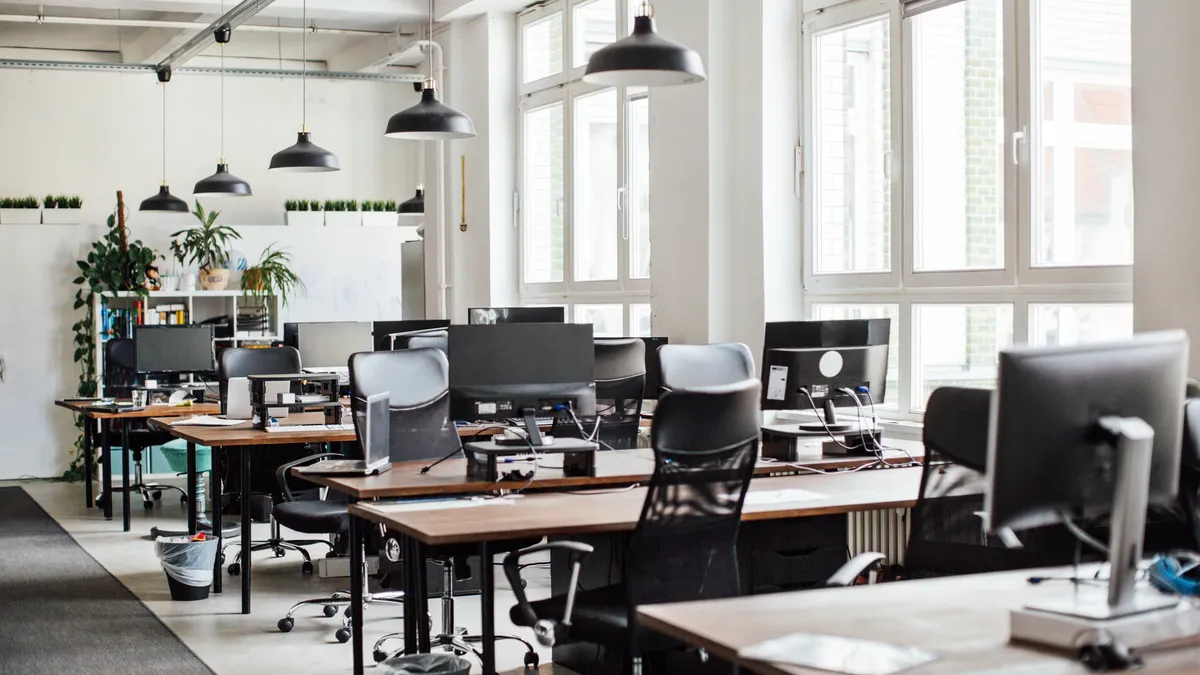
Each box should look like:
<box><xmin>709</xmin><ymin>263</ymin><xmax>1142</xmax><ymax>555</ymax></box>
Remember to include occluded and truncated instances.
<box><xmin>583</xmin><ymin>15</ymin><xmax>706</xmax><ymax>87</ymax></box>
<box><xmin>385</xmin><ymin>87</ymin><xmax>476</xmax><ymax>140</ymax></box>
<box><xmin>398</xmin><ymin>188</ymin><xmax>425</xmax><ymax>214</ymax></box>
<box><xmin>194</xmin><ymin>163</ymin><xmax>253</xmax><ymax>196</ymax></box>
<box><xmin>140</xmin><ymin>185</ymin><xmax>190</xmax><ymax>213</ymax></box>
<box><xmin>269</xmin><ymin>131</ymin><xmax>340</xmax><ymax>172</ymax></box>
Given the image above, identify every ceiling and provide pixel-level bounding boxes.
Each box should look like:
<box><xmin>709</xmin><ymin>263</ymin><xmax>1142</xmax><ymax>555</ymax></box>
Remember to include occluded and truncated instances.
<box><xmin>0</xmin><ymin>0</ymin><xmax>435</xmax><ymax>66</ymax></box>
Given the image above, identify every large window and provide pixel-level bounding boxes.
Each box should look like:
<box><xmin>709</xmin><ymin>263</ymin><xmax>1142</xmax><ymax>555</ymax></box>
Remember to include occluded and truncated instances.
<box><xmin>519</xmin><ymin>0</ymin><xmax>650</xmax><ymax>336</ymax></box>
<box><xmin>802</xmin><ymin>0</ymin><xmax>1132</xmax><ymax>418</ymax></box>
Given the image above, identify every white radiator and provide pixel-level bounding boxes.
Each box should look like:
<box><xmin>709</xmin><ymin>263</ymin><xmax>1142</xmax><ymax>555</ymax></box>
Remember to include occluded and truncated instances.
<box><xmin>848</xmin><ymin>508</ymin><xmax>911</xmax><ymax>566</ymax></box>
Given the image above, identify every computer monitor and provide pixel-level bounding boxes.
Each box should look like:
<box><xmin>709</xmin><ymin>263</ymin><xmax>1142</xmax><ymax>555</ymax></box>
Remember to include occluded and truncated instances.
<box><xmin>134</xmin><ymin>325</ymin><xmax>215</xmax><ymax>376</ymax></box>
<box><xmin>760</xmin><ymin>319</ymin><xmax>891</xmax><ymax>432</ymax></box>
<box><xmin>373</xmin><ymin>320</ymin><xmax>451</xmax><ymax>351</ymax></box>
<box><xmin>987</xmin><ymin>331</ymin><xmax>1188</xmax><ymax>622</ymax></box>
<box><xmin>448</xmin><ymin>323</ymin><xmax>595</xmax><ymax>446</ymax></box>
<box><xmin>294</xmin><ymin>322</ymin><xmax>373</xmax><ymax>370</ymax></box>
<box><xmin>467</xmin><ymin>307</ymin><xmax>566</xmax><ymax>325</ymax></box>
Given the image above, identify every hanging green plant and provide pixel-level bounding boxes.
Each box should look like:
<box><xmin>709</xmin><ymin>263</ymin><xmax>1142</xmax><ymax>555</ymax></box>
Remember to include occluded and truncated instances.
<box><xmin>241</xmin><ymin>244</ymin><xmax>305</xmax><ymax>307</ymax></box>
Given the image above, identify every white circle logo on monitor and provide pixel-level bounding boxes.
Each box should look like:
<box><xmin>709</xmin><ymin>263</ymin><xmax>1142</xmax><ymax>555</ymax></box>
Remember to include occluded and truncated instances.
<box><xmin>819</xmin><ymin>351</ymin><xmax>843</xmax><ymax>378</ymax></box>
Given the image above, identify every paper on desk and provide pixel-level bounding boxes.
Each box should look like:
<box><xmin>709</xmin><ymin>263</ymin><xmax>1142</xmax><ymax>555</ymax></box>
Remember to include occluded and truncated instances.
<box><xmin>372</xmin><ymin>498</ymin><xmax>517</xmax><ymax>514</ymax></box>
<box><xmin>742</xmin><ymin>488</ymin><xmax>828</xmax><ymax>506</ymax></box>
<box><xmin>168</xmin><ymin>415</ymin><xmax>246</xmax><ymax>427</ymax></box>
<box><xmin>739</xmin><ymin>633</ymin><xmax>938</xmax><ymax>675</ymax></box>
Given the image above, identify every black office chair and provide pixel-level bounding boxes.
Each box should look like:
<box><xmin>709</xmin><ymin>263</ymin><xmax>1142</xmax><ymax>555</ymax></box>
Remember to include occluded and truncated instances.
<box><xmin>503</xmin><ymin>376</ymin><xmax>762</xmax><ymax>674</ymax></box>
<box><xmin>99</xmin><ymin>339</ymin><xmax>188</xmax><ymax>511</ymax></box>
<box><xmin>556</xmin><ymin>339</ymin><xmax>646</xmax><ymax>450</ymax></box>
<box><xmin>217</xmin><ymin>347</ymin><xmax>334</xmax><ymax>576</ymax></box>
<box><xmin>406</xmin><ymin>332</ymin><xmax>448</xmax><ymax>354</ymax></box>
<box><xmin>659</xmin><ymin>342</ymin><xmax>755</xmax><ymax>391</ymax></box>
<box><xmin>353</xmin><ymin>349</ymin><xmax>539</xmax><ymax>664</ymax></box>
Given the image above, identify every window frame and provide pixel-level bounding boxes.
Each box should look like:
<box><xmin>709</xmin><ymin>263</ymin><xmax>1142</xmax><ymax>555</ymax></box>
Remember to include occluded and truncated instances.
<box><xmin>800</xmin><ymin>0</ymin><xmax>1133</xmax><ymax>420</ymax></box>
<box><xmin>518</xmin><ymin>0</ymin><xmax>651</xmax><ymax>337</ymax></box>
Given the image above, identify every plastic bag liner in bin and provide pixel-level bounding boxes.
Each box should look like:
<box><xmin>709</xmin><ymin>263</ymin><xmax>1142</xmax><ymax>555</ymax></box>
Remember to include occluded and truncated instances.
<box><xmin>379</xmin><ymin>654</ymin><xmax>472</xmax><ymax>675</ymax></box>
<box><xmin>154</xmin><ymin>536</ymin><xmax>218</xmax><ymax>601</ymax></box>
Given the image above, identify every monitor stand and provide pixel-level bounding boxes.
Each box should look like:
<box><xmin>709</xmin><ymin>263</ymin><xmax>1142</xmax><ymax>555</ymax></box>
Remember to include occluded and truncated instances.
<box><xmin>795</xmin><ymin>399</ymin><xmax>857</xmax><ymax>434</ymax></box>
<box><xmin>521</xmin><ymin>408</ymin><xmax>546</xmax><ymax>446</ymax></box>
<box><xmin>1010</xmin><ymin>416</ymin><xmax>1192</xmax><ymax>651</ymax></box>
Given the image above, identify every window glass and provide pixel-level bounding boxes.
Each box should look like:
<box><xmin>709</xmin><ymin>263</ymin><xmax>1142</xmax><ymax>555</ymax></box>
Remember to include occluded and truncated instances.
<box><xmin>1029</xmin><ymin>303</ymin><xmax>1132</xmax><ymax>347</ymax></box>
<box><xmin>628</xmin><ymin>94</ymin><xmax>650</xmax><ymax>279</ymax></box>
<box><xmin>630</xmin><ymin>304</ymin><xmax>652</xmax><ymax>337</ymax></box>
<box><xmin>573</xmin><ymin>0</ymin><xmax>617</xmax><ymax>68</ymax></box>
<box><xmin>912</xmin><ymin>304</ymin><xmax>1013</xmax><ymax>408</ymax></box>
<box><xmin>523</xmin><ymin>102</ymin><xmax>566</xmax><ymax>284</ymax></box>
<box><xmin>574</xmin><ymin>89</ymin><xmax>620</xmax><ymax>282</ymax></box>
<box><xmin>523</xmin><ymin>12</ymin><xmax>565</xmax><ymax>84</ymax></box>
<box><xmin>575</xmin><ymin>304</ymin><xmax>623</xmax><ymax>337</ymax></box>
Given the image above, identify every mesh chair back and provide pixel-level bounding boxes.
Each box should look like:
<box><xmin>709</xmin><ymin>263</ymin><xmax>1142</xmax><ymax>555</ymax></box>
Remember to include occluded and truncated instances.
<box><xmin>104</xmin><ymin>338</ymin><xmax>137</xmax><ymax>398</ymax></box>
<box><xmin>349</xmin><ymin>349</ymin><xmax>460</xmax><ymax>463</ymax></box>
<box><xmin>907</xmin><ymin>386</ymin><xmax>1073</xmax><ymax>576</ymax></box>
<box><xmin>659</xmin><ymin>343</ymin><xmax>755</xmax><ymax>391</ymax></box>
<box><xmin>217</xmin><ymin>347</ymin><xmax>302</xmax><ymax>415</ymax></box>
<box><xmin>624</xmin><ymin>377</ymin><xmax>760</xmax><ymax>627</ymax></box>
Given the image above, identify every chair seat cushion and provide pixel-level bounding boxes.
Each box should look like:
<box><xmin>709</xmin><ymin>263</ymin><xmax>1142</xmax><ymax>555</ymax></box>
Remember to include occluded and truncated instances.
<box><xmin>511</xmin><ymin>584</ymin><xmax>630</xmax><ymax>646</ymax></box>
<box><xmin>272</xmin><ymin>500</ymin><xmax>348</xmax><ymax>534</ymax></box>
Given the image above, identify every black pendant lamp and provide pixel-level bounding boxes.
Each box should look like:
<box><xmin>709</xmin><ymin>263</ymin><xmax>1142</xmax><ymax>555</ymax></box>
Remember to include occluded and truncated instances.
<box><xmin>384</xmin><ymin>0</ymin><xmax>476</xmax><ymax>140</ymax></box>
<box><xmin>398</xmin><ymin>185</ymin><xmax>425</xmax><ymax>214</ymax></box>
<box><xmin>583</xmin><ymin>1</ymin><xmax>706</xmax><ymax>87</ymax></box>
<box><xmin>195</xmin><ymin>22</ymin><xmax>252</xmax><ymax>196</ymax></box>
<box><xmin>141</xmin><ymin>71</ymin><xmax>189</xmax><ymax>213</ymax></box>
<box><xmin>269</xmin><ymin>0</ymin><xmax>340</xmax><ymax>172</ymax></box>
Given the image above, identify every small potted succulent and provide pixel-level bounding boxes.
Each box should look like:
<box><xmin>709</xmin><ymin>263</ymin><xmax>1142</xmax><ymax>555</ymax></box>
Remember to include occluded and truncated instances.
<box><xmin>324</xmin><ymin>198</ymin><xmax>362</xmax><ymax>228</ymax></box>
<box><xmin>284</xmin><ymin>198</ymin><xmax>324</xmax><ymax>227</ymax></box>
<box><xmin>362</xmin><ymin>199</ymin><xmax>399</xmax><ymax>227</ymax></box>
<box><xmin>42</xmin><ymin>194</ymin><xmax>83</xmax><ymax>224</ymax></box>
<box><xmin>0</xmin><ymin>195</ymin><xmax>41</xmax><ymax>224</ymax></box>
<box><xmin>170</xmin><ymin>201</ymin><xmax>242</xmax><ymax>291</ymax></box>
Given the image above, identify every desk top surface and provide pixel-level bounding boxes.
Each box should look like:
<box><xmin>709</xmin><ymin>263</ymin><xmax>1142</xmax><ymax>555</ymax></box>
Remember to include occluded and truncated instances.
<box><xmin>638</xmin><ymin>567</ymin><xmax>1200</xmax><ymax>675</ymax></box>
<box><xmin>349</xmin><ymin>465</ymin><xmax>922</xmax><ymax>546</ymax></box>
<box><xmin>56</xmin><ymin>399</ymin><xmax>221</xmax><ymax>420</ymax></box>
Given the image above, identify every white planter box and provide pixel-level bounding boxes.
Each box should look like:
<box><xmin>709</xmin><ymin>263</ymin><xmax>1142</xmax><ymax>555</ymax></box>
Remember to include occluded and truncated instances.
<box><xmin>362</xmin><ymin>212</ymin><xmax>398</xmax><ymax>227</ymax></box>
<box><xmin>286</xmin><ymin>211</ymin><xmax>325</xmax><ymax>227</ymax></box>
<box><xmin>0</xmin><ymin>208</ymin><xmax>41</xmax><ymax>224</ymax></box>
<box><xmin>325</xmin><ymin>211</ymin><xmax>362</xmax><ymax>228</ymax></box>
<box><xmin>42</xmin><ymin>208</ymin><xmax>83</xmax><ymax>224</ymax></box>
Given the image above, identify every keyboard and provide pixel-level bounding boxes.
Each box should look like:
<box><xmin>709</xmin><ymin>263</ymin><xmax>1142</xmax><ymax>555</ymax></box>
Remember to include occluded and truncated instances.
<box><xmin>264</xmin><ymin>423</ymin><xmax>355</xmax><ymax>433</ymax></box>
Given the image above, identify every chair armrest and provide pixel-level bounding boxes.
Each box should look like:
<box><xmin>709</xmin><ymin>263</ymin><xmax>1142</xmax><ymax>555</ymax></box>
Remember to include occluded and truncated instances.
<box><xmin>275</xmin><ymin>453</ymin><xmax>345</xmax><ymax>501</ymax></box>
<box><xmin>822</xmin><ymin>552</ymin><xmax>887</xmax><ymax>588</ymax></box>
<box><xmin>503</xmin><ymin>541</ymin><xmax>594</xmax><ymax>642</ymax></box>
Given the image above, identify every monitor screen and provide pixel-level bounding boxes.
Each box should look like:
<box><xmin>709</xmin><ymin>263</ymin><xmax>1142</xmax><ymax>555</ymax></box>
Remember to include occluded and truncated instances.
<box><xmin>467</xmin><ymin>307</ymin><xmax>566</xmax><ymax>325</ymax></box>
<box><xmin>134</xmin><ymin>325</ymin><xmax>215</xmax><ymax>374</ymax></box>
<box><xmin>373</xmin><ymin>320</ymin><xmax>451</xmax><ymax>351</ymax></box>
<box><xmin>295</xmin><ymin>322</ymin><xmax>373</xmax><ymax>369</ymax></box>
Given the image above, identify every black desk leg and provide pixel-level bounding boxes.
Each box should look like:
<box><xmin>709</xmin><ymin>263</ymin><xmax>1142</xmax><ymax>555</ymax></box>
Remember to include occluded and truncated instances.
<box><xmin>402</xmin><ymin>535</ymin><xmax>418</xmax><ymax>655</ymax></box>
<box><xmin>121</xmin><ymin>423</ymin><xmax>131</xmax><ymax>533</ymax></box>
<box><xmin>480</xmin><ymin>540</ymin><xmax>495</xmax><ymax>675</ymax></box>
<box><xmin>349</xmin><ymin>507</ymin><xmax>365</xmax><ymax>675</ymax></box>
<box><xmin>83</xmin><ymin>417</ymin><xmax>94</xmax><ymax>509</ymax></box>
<box><xmin>240</xmin><ymin>446</ymin><xmax>251</xmax><ymax>614</ymax></box>
<box><xmin>213</xmin><ymin>448</ymin><xmax>223</xmax><ymax>595</ymax></box>
<box><xmin>186</xmin><ymin>442</ymin><xmax>197</xmax><ymax>535</ymax></box>
<box><xmin>101</xmin><ymin>420</ymin><xmax>112</xmax><ymax>520</ymax></box>
<box><xmin>415</xmin><ymin>539</ymin><xmax>430</xmax><ymax>653</ymax></box>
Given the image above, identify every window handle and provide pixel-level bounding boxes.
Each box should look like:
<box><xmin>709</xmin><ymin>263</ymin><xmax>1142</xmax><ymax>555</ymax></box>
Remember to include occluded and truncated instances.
<box><xmin>1012</xmin><ymin>127</ymin><xmax>1027</xmax><ymax>166</ymax></box>
<box><xmin>618</xmin><ymin>187</ymin><xmax>629</xmax><ymax>241</ymax></box>
<box><xmin>883</xmin><ymin>150</ymin><xmax>894</xmax><ymax>181</ymax></box>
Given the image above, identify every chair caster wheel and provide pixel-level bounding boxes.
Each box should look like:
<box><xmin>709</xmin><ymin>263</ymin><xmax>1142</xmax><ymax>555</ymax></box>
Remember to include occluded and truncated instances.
<box><xmin>277</xmin><ymin>618</ymin><xmax>294</xmax><ymax>633</ymax></box>
<box><xmin>373</xmin><ymin>650</ymin><xmax>388</xmax><ymax>663</ymax></box>
<box><xmin>302</xmin><ymin>561</ymin><xmax>315</xmax><ymax>575</ymax></box>
<box><xmin>143</xmin><ymin>501</ymin><xmax>154</xmax><ymax>510</ymax></box>
<box><xmin>152</xmin><ymin>490</ymin><xmax>162</xmax><ymax>501</ymax></box>
<box><xmin>180</xmin><ymin>495</ymin><xmax>188</xmax><ymax>504</ymax></box>
<box><xmin>335</xmin><ymin>627</ymin><xmax>352</xmax><ymax>644</ymax></box>
<box><xmin>344</xmin><ymin>607</ymin><xmax>352</xmax><ymax>618</ymax></box>
<box><xmin>228</xmin><ymin>563</ymin><xmax>240</xmax><ymax>576</ymax></box>
<box><xmin>95</xmin><ymin>495</ymin><xmax>110</xmax><ymax>510</ymax></box>
<box><xmin>274</xmin><ymin>548</ymin><xmax>286</xmax><ymax>558</ymax></box>
<box><xmin>325</xmin><ymin>551</ymin><xmax>339</xmax><ymax>559</ymax></box>
<box><xmin>521</xmin><ymin>578</ymin><xmax>528</xmax><ymax>589</ymax></box>
<box><xmin>524</xmin><ymin>652</ymin><xmax>540</xmax><ymax>669</ymax></box>
<box><xmin>323</xmin><ymin>605</ymin><xmax>339</xmax><ymax>618</ymax></box>
<box><xmin>218</xmin><ymin>553</ymin><xmax>225</xmax><ymax>565</ymax></box>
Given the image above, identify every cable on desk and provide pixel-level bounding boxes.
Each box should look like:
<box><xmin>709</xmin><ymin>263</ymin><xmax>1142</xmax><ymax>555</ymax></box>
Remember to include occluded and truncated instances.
<box><xmin>562</xmin><ymin>483</ymin><xmax>641</xmax><ymax>496</ymax></box>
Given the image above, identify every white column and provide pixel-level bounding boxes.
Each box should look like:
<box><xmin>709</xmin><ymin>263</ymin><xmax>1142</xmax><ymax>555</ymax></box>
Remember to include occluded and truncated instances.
<box><xmin>1131</xmin><ymin>0</ymin><xmax>1200</xmax><ymax>377</ymax></box>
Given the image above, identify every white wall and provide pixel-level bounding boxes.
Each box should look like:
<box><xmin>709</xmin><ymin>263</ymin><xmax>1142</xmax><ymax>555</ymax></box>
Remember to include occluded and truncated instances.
<box><xmin>0</xmin><ymin>62</ymin><xmax>422</xmax><ymax>479</ymax></box>
<box><xmin>1131</xmin><ymin>0</ymin><xmax>1200</xmax><ymax>378</ymax></box>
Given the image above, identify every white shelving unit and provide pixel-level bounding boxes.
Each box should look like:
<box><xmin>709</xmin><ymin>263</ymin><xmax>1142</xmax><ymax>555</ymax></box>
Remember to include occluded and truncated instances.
<box><xmin>92</xmin><ymin>289</ymin><xmax>282</xmax><ymax>395</ymax></box>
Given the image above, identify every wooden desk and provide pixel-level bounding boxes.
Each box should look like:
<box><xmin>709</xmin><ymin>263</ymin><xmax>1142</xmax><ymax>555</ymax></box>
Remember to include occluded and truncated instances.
<box><xmin>638</xmin><ymin>567</ymin><xmax>1200</xmax><ymax>675</ymax></box>
<box><xmin>345</xmin><ymin>466</ymin><xmax>923</xmax><ymax>675</ymax></box>
<box><xmin>55</xmin><ymin>399</ymin><xmax>220</xmax><ymax>531</ymax></box>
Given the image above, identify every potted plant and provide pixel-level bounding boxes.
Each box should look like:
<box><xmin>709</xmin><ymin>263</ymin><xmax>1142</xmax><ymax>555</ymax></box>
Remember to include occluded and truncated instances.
<box><xmin>170</xmin><ymin>201</ymin><xmax>242</xmax><ymax>291</ymax></box>
<box><xmin>285</xmin><ymin>198</ymin><xmax>324</xmax><ymax>227</ymax></box>
<box><xmin>43</xmin><ymin>194</ymin><xmax>84</xmax><ymax>224</ymax></box>
<box><xmin>0</xmin><ymin>195</ymin><xmax>41</xmax><ymax>224</ymax></box>
<box><xmin>242</xmin><ymin>244</ymin><xmax>305</xmax><ymax>307</ymax></box>
<box><xmin>324</xmin><ymin>198</ymin><xmax>361</xmax><ymax>228</ymax></box>
<box><xmin>362</xmin><ymin>199</ymin><xmax>399</xmax><ymax>227</ymax></box>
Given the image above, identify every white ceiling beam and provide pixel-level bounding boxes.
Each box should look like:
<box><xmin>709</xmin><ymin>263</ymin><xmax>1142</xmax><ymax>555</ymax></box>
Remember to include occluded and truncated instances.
<box><xmin>120</xmin><ymin>12</ymin><xmax>211</xmax><ymax>64</ymax></box>
<box><xmin>0</xmin><ymin>0</ymin><xmax>427</xmax><ymax>22</ymax></box>
<box><xmin>434</xmin><ymin>0</ymin><xmax>529</xmax><ymax>22</ymax></box>
<box><xmin>326</xmin><ymin>31</ymin><xmax>425</xmax><ymax>72</ymax></box>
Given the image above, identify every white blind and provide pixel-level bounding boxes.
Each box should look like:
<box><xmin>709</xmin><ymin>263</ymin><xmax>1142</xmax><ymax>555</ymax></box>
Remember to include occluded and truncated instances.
<box><xmin>902</xmin><ymin>0</ymin><xmax>967</xmax><ymax>19</ymax></box>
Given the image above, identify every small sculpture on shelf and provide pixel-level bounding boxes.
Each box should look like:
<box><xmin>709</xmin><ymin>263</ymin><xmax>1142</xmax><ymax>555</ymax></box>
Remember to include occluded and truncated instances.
<box><xmin>144</xmin><ymin>263</ymin><xmax>162</xmax><ymax>291</ymax></box>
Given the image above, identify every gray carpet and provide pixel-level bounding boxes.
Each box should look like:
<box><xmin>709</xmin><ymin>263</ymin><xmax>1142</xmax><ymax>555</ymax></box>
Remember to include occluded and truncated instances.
<box><xmin>0</xmin><ymin>487</ymin><xmax>213</xmax><ymax>674</ymax></box>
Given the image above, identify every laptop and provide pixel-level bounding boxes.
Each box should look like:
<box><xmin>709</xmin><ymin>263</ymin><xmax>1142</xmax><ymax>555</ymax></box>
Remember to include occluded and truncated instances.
<box><xmin>295</xmin><ymin>393</ymin><xmax>392</xmax><ymax>476</ymax></box>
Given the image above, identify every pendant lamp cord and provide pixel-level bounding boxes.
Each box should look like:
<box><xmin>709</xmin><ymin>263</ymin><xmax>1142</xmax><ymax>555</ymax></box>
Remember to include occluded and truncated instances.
<box><xmin>302</xmin><ymin>0</ymin><xmax>307</xmax><ymax>129</ymax></box>
<box><xmin>428</xmin><ymin>0</ymin><xmax>434</xmax><ymax>82</ymax></box>
<box><xmin>220</xmin><ymin>0</ymin><xmax>225</xmax><ymax>160</ymax></box>
<box><xmin>162</xmin><ymin>81</ymin><xmax>167</xmax><ymax>184</ymax></box>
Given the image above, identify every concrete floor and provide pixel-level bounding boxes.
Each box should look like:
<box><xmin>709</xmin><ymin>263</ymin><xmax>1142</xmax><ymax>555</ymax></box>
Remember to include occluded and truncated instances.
<box><xmin>10</xmin><ymin>478</ymin><xmax>575</xmax><ymax>675</ymax></box>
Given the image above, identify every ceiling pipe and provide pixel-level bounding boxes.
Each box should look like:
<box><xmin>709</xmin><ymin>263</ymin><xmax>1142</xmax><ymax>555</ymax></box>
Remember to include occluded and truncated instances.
<box><xmin>0</xmin><ymin>12</ymin><xmax>393</xmax><ymax>37</ymax></box>
<box><xmin>0</xmin><ymin>57</ymin><xmax>423</xmax><ymax>82</ymax></box>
